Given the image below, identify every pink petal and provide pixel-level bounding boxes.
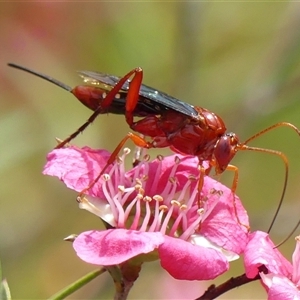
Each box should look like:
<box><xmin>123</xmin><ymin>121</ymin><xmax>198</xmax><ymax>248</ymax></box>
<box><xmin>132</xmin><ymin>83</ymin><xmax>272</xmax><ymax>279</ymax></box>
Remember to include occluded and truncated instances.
<box><xmin>200</xmin><ymin>178</ymin><xmax>249</xmax><ymax>254</ymax></box>
<box><xmin>244</xmin><ymin>231</ymin><xmax>293</xmax><ymax>278</ymax></box>
<box><xmin>73</xmin><ymin>229</ymin><xmax>165</xmax><ymax>265</ymax></box>
<box><xmin>158</xmin><ymin>236</ymin><xmax>229</xmax><ymax>280</ymax></box>
<box><xmin>292</xmin><ymin>236</ymin><xmax>300</xmax><ymax>285</ymax></box>
<box><xmin>43</xmin><ymin>146</ymin><xmax>111</xmax><ymax>197</ymax></box>
<box><xmin>260</xmin><ymin>273</ymin><xmax>300</xmax><ymax>300</ymax></box>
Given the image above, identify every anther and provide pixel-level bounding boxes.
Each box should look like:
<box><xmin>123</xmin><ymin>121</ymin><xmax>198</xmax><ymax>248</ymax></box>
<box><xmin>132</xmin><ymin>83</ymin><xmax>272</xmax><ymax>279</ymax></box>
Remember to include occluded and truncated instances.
<box><xmin>197</xmin><ymin>208</ymin><xmax>205</xmax><ymax>215</ymax></box>
<box><xmin>123</xmin><ymin>147</ymin><xmax>131</xmax><ymax>155</ymax></box>
<box><xmin>157</xmin><ymin>154</ymin><xmax>164</xmax><ymax>161</ymax></box>
<box><xmin>153</xmin><ymin>195</ymin><xmax>163</xmax><ymax>202</ymax></box>
<box><xmin>188</xmin><ymin>174</ymin><xmax>197</xmax><ymax>181</ymax></box>
<box><xmin>141</xmin><ymin>175</ymin><xmax>148</xmax><ymax>181</ymax></box>
<box><xmin>135</xmin><ymin>178</ymin><xmax>142</xmax><ymax>186</ymax></box>
<box><xmin>118</xmin><ymin>185</ymin><xmax>125</xmax><ymax>193</ymax></box>
<box><xmin>169</xmin><ymin>177</ymin><xmax>176</xmax><ymax>184</ymax></box>
<box><xmin>137</xmin><ymin>193</ymin><xmax>143</xmax><ymax>200</ymax></box>
<box><xmin>138</xmin><ymin>187</ymin><xmax>145</xmax><ymax>196</ymax></box>
<box><xmin>135</xmin><ymin>183</ymin><xmax>143</xmax><ymax>191</ymax></box>
<box><xmin>180</xmin><ymin>204</ymin><xmax>188</xmax><ymax>211</ymax></box>
<box><xmin>102</xmin><ymin>174</ymin><xmax>110</xmax><ymax>181</ymax></box>
<box><xmin>171</xmin><ymin>200</ymin><xmax>181</xmax><ymax>207</ymax></box>
<box><xmin>174</xmin><ymin>156</ymin><xmax>181</xmax><ymax>164</ymax></box>
<box><xmin>159</xmin><ymin>205</ymin><xmax>168</xmax><ymax>212</ymax></box>
<box><xmin>143</xmin><ymin>196</ymin><xmax>152</xmax><ymax>202</ymax></box>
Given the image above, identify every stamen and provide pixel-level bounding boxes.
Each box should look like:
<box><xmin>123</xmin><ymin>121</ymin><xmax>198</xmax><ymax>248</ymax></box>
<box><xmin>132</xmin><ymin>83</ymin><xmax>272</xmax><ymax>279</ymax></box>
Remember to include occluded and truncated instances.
<box><xmin>186</xmin><ymin>178</ymin><xmax>200</xmax><ymax>209</ymax></box>
<box><xmin>118</xmin><ymin>185</ymin><xmax>125</xmax><ymax>194</ymax></box>
<box><xmin>139</xmin><ymin>197</ymin><xmax>152</xmax><ymax>231</ymax></box>
<box><xmin>103</xmin><ymin>174</ymin><xmax>110</xmax><ymax>181</ymax></box>
<box><xmin>200</xmin><ymin>187</ymin><xmax>223</xmax><ymax>223</ymax></box>
<box><xmin>180</xmin><ymin>204</ymin><xmax>187</xmax><ymax>210</ymax></box>
<box><xmin>197</xmin><ymin>208</ymin><xmax>205</xmax><ymax>214</ymax></box>
<box><xmin>188</xmin><ymin>174</ymin><xmax>197</xmax><ymax>181</ymax></box>
<box><xmin>143</xmin><ymin>154</ymin><xmax>150</xmax><ymax>162</ymax></box>
<box><xmin>113</xmin><ymin>192</ymin><xmax>127</xmax><ymax>227</ymax></box>
<box><xmin>101</xmin><ymin>178</ymin><xmax>119</xmax><ymax>220</ymax></box>
<box><xmin>137</xmin><ymin>186</ymin><xmax>145</xmax><ymax>196</ymax></box>
<box><xmin>174</xmin><ymin>156</ymin><xmax>181</xmax><ymax>164</ymax></box>
<box><xmin>156</xmin><ymin>205</ymin><xmax>168</xmax><ymax>231</ymax></box>
<box><xmin>133</xmin><ymin>154</ymin><xmax>148</xmax><ymax>179</ymax></box>
<box><xmin>180</xmin><ymin>209</ymin><xmax>204</xmax><ymax>240</ymax></box>
<box><xmin>160</xmin><ymin>157</ymin><xmax>180</xmax><ymax>196</ymax></box>
<box><xmin>118</xmin><ymin>148</ymin><xmax>130</xmax><ymax>181</ymax></box>
<box><xmin>143</xmin><ymin>195</ymin><xmax>152</xmax><ymax>202</ymax></box>
<box><xmin>116</xmin><ymin>156</ymin><xmax>123</xmax><ymax>164</ymax></box>
<box><xmin>176</xmin><ymin>203</ymin><xmax>191</xmax><ymax>232</ymax></box>
<box><xmin>169</xmin><ymin>203</ymin><xmax>185</xmax><ymax>237</ymax></box>
<box><xmin>157</xmin><ymin>155</ymin><xmax>164</xmax><ymax>161</ymax></box>
<box><xmin>162</xmin><ymin>178</ymin><xmax>177</xmax><ymax>206</ymax></box>
<box><xmin>141</xmin><ymin>174</ymin><xmax>148</xmax><ymax>181</ymax></box>
<box><xmin>147</xmin><ymin>157</ymin><xmax>163</xmax><ymax>195</ymax></box>
<box><xmin>123</xmin><ymin>193</ymin><xmax>139</xmax><ymax>220</ymax></box>
<box><xmin>148</xmin><ymin>196</ymin><xmax>163</xmax><ymax>232</ymax></box>
<box><xmin>171</xmin><ymin>200</ymin><xmax>181</xmax><ymax>207</ymax></box>
<box><xmin>169</xmin><ymin>177</ymin><xmax>176</xmax><ymax>184</ymax></box>
<box><xmin>123</xmin><ymin>147</ymin><xmax>131</xmax><ymax>155</ymax></box>
<box><xmin>129</xmin><ymin>195</ymin><xmax>141</xmax><ymax>230</ymax></box>
<box><xmin>108</xmin><ymin>160</ymin><xmax>123</xmax><ymax>191</ymax></box>
<box><xmin>107</xmin><ymin>169</ymin><xmax>120</xmax><ymax>196</ymax></box>
<box><xmin>160</xmin><ymin>201</ymin><xmax>178</xmax><ymax>234</ymax></box>
<box><xmin>119</xmin><ymin>186</ymin><xmax>136</xmax><ymax>205</ymax></box>
<box><xmin>135</xmin><ymin>179</ymin><xmax>142</xmax><ymax>186</ymax></box>
<box><xmin>153</xmin><ymin>195</ymin><xmax>163</xmax><ymax>202</ymax></box>
<box><xmin>176</xmin><ymin>179</ymin><xmax>192</xmax><ymax>204</ymax></box>
<box><xmin>159</xmin><ymin>205</ymin><xmax>168</xmax><ymax>211</ymax></box>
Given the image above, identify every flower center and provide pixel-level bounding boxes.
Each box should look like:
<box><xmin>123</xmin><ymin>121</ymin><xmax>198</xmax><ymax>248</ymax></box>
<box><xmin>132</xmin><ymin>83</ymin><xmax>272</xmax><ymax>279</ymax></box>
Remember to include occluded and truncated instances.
<box><xmin>78</xmin><ymin>148</ymin><xmax>224</xmax><ymax>242</ymax></box>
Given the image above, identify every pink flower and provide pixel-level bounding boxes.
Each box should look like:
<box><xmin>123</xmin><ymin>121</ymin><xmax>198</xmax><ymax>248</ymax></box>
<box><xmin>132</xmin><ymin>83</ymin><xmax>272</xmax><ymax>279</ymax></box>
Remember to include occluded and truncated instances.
<box><xmin>43</xmin><ymin>146</ymin><xmax>249</xmax><ymax>280</ymax></box>
<box><xmin>244</xmin><ymin>231</ymin><xmax>300</xmax><ymax>299</ymax></box>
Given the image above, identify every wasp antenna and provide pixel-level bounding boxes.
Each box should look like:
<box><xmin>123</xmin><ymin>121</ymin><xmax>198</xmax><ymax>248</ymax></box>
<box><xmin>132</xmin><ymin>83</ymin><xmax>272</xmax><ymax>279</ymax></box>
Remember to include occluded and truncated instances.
<box><xmin>240</xmin><ymin>145</ymin><xmax>289</xmax><ymax>234</ymax></box>
<box><xmin>240</xmin><ymin>122</ymin><xmax>300</xmax><ymax>236</ymax></box>
<box><xmin>243</xmin><ymin>122</ymin><xmax>300</xmax><ymax>145</ymax></box>
<box><xmin>8</xmin><ymin>63</ymin><xmax>72</xmax><ymax>92</ymax></box>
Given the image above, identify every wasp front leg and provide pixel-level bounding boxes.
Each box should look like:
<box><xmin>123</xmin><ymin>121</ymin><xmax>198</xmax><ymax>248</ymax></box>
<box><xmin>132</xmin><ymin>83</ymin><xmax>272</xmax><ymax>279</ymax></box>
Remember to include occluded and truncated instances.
<box><xmin>78</xmin><ymin>132</ymin><xmax>154</xmax><ymax>197</ymax></box>
<box><xmin>212</xmin><ymin>162</ymin><xmax>249</xmax><ymax>231</ymax></box>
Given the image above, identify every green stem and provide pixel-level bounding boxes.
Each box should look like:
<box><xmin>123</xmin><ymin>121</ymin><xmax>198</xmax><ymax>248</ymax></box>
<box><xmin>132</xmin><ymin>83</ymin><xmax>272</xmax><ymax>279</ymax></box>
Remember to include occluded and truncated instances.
<box><xmin>48</xmin><ymin>268</ymin><xmax>106</xmax><ymax>300</ymax></box>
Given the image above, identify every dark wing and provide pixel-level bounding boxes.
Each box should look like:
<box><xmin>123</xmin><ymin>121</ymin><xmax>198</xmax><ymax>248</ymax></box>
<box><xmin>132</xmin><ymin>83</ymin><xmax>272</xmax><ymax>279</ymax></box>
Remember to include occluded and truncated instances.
<box><xmin>78</xmin><ymin>71</ymin><xmax>198</xmax><ymax>118</ymax></box>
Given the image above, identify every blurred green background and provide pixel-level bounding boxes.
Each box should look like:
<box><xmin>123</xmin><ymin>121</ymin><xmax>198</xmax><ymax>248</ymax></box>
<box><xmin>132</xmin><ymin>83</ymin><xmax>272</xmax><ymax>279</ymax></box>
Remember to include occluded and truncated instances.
<box><xmin>1</xmin><ymin>2</ymin><xmax>300</xmax><ymax>299</ymax></box>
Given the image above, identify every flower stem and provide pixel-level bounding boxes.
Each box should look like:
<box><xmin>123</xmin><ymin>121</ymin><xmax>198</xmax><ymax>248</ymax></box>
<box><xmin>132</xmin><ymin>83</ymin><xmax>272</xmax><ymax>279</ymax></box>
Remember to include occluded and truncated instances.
<box><xmin>196</xmin><ymin>267</ymin><xmax>267</xmax><ymax>300</ymax></box>
<box><xmin>48</xmin><ymin>268</ymin><xmax>105</xmax><ymax>300</ymax></box>
<box><xmin>113</xmin><ymin>279</ymin><xmax>134</xmax><ymax>300</ymax></box>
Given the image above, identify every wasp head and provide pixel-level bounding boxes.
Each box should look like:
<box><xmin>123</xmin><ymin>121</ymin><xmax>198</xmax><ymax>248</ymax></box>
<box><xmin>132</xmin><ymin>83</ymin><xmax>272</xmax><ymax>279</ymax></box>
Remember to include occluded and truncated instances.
<box><xmin>214</xmin><ymin>133</ymin><xmax>240</xmax><ymax>174</ymax></box>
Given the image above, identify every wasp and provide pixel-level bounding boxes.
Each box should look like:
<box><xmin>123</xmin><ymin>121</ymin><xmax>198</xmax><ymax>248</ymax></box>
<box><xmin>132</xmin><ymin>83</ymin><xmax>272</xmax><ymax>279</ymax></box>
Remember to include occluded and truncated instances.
<box><xmin>8</xmin><ymin>63</ymin><xmax>300</xmax><ymax>232</ymax></box>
